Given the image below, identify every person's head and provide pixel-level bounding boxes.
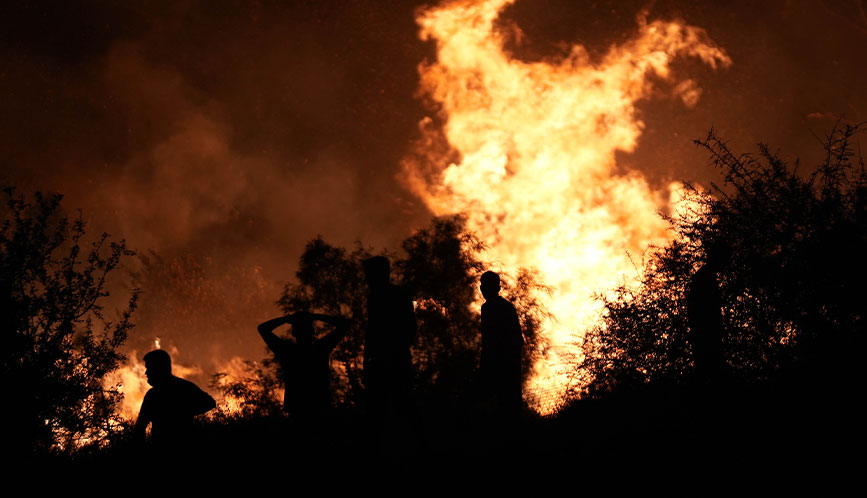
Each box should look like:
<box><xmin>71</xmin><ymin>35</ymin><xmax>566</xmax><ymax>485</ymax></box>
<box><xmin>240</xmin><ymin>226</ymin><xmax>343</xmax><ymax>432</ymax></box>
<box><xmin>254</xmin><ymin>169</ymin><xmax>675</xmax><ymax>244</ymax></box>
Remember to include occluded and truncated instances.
<box><xmin>291</xmin><ymin>312</ymin><xmax>315</xmax><ymax>346</ymax></box>
<box><xmin>143</xmin><ymin>349</ymin><xmax>172</xmax><ymax>387</ymax></box>
<box><xmin>705</xmin><ymin>238</ymin><xmax>731</xmax><ymax>273</ymax></box>
<box><xmin>480</xmin><ymin>271</ymin><xmax>501</xmax><ymax>301</ymax></box>
<box><xmin>363</xmin><ymin>256</ymin><xmax>390</xmax><ymax>290</ymax></box>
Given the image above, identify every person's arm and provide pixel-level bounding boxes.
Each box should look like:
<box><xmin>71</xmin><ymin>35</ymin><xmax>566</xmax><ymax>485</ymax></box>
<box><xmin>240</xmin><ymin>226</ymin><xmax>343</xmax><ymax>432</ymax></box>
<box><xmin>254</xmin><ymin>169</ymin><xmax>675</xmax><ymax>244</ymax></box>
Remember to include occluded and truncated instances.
<box><xmin>258</xmin><ymin>315</ymin><xmax>292</xmax><ymax>352</ymax></box>
<box><xmin>309</xmin><ymin>313</ymin><xmax>350</xmax><ymax>350</ymax></box>
<box><xmin>401</xmin><ymin>290</ymin><xmax>418</xmax><ymax>347</ymax></box>
<box><xmin>307</xmin><ymin>312</ymin><xmax>345</xmax><ymax>327</ymax></box>
<box><xmin>510</xmin><ymin>304</ymin><xmax>524</xmax><ymax>376</ymax></box>
<box><xmin>480</xmin><ymin>304</ymin><xmax>490</xmax><ymax>370</ymax></box>
<box><xmin>511</xmin><ymin>304</ymin><xmax>524</xmax><ymax>346</ymax></box>
<box><xmin>189</xmin><ymin>383</ymin><xmax>217</xmax><ymax>416</ymax></box>
<box><xmin>132</xmin><ymin>393</ymin><xmax>152</xmax><ymax>443</ymax></box>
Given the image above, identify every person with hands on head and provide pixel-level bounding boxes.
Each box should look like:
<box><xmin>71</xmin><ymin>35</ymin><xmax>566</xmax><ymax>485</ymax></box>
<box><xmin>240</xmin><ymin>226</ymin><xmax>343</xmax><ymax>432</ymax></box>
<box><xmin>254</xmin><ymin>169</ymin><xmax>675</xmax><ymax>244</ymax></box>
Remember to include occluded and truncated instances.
<box><xmin>257</xmin><ymin>311</ymin><xmax>349</xmax><ymax>420</ymax></box>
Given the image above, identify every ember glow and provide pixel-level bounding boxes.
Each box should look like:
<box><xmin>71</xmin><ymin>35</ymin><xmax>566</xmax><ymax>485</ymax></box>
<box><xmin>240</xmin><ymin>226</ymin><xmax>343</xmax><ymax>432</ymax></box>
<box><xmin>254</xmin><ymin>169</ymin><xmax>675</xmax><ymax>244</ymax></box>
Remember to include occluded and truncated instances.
<box><xmin>403</xmin><ymin>0</ymin><xmax>730</xmax><ymax>411</ymax></box>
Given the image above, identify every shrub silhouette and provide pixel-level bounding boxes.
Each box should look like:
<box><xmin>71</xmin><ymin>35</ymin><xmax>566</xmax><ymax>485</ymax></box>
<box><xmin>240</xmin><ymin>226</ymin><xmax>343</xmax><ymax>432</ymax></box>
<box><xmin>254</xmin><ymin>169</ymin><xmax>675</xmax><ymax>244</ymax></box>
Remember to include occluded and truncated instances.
<box><xmin>0</xmin><ymin>188</ymin><xmax>138</xmax><ymax>455</ymax></box>
<box><xmin>580</xmin><ymin>123</ymin><xmax>867</xmax><ymax>397</ymax></box>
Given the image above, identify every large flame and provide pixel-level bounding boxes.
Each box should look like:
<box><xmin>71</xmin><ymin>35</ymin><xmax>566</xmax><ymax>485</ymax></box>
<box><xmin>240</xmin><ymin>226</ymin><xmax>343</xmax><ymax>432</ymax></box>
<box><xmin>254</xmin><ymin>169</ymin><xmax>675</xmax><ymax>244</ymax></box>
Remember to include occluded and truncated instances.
<box><xmin>403</xmin><ymin>0</ymin><xmax>730</xmax><ymax>412</ymax></box>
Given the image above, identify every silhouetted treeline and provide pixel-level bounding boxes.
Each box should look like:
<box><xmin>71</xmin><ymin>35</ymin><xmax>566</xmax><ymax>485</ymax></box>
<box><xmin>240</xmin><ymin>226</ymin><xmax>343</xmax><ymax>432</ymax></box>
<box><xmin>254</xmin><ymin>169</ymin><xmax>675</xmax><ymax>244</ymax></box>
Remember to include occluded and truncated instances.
<box><xmin>216</xmin><ymin>215</ymin><xmax>549</xmax><ymax>418</ymax></box>
<box><xmin>579</xmin><ymin>123</ymin><xmax>867</xmax><ymax>397</ymax></box>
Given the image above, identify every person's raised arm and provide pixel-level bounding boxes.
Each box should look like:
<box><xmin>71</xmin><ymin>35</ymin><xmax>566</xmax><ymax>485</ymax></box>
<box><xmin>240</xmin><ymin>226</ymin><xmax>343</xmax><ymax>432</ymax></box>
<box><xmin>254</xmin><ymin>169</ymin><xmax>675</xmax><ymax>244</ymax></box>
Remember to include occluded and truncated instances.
<box><xmin>307</xmin><ymin>312</ymin><xmax>343</xmax><ymax>327</ymax></box>
<box><xmin>258</xmin><ymin>315</ymin><xmax>292</xmax><ymax>351</ymax></box>
<box><xmin>309</xmin><ymin>313</ymin><xmax>350</xmax><ymax>350</ymax></box>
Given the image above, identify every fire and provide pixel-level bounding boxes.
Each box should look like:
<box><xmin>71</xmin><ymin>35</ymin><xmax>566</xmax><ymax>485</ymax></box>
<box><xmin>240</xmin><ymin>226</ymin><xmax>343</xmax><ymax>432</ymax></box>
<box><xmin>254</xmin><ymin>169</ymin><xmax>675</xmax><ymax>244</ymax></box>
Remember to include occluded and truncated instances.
<box><xmin>211</xmin><ymin>356</ymin><xmax>249</xmax><ymax>414</ymax></box>
<box><xmin>210</xmin><ymin>355</ymin><xmax>271</xmax><ymax>415</ymax></box>
<box><xmin>403</xmin><ymin>0</ymin><xmax>730</xmax><ymax>412</ymax></box>
<box><xmin>104</xmin><ymin>352</ymin><xmax>149</xmax><ymax>421</ymax></box>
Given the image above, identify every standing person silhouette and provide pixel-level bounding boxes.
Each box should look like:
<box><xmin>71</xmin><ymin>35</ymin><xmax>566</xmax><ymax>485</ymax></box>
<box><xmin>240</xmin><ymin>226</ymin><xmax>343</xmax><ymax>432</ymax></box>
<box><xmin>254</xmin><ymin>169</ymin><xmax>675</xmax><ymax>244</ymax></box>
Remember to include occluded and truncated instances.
<box><xmin>133</xmin><ymin>349</ymin><xmax>216</xmax><ymax>448</ymax></box>
<box><xmin>479</xmin><ymin>271</ymin><xmax>524</xmax><ymax>418</ymax></box>
<box><xmin>362</xmin><ymin>256</ymin><xmax>417</xmax><ymax>423</ymax></box>
<box><xmin>257</xmin><ymin>311</ymin><xmax>349</xmax><ymax>420</ymax></box>
<box><xmin>687</xmin><ymin>242</ymin><xmax>728</xmax><ymax>384</ymax></box>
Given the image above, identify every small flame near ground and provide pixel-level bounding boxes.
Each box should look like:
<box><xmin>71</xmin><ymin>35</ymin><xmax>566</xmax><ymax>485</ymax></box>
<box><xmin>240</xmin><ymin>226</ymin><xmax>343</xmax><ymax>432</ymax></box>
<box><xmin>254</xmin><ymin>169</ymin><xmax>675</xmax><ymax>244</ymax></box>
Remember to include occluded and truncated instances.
<box><xmin>403</xmin><ymin>0</ymin><xmax>730</xmax><ymax>413</ymax></box>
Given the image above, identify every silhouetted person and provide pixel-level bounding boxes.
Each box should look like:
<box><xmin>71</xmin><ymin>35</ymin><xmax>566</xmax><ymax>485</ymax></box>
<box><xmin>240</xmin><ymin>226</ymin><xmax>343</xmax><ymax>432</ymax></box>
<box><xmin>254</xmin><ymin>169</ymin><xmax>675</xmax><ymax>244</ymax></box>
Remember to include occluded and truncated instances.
<box><xmin>480</xmin><ymin>271</ymin><xmax>524</xmax><ymax>417</ymax></box>
<box><xmin>687</xmin><ymin>243</ymin><xmax>728</xmax><ymax>383</ymax></box>
<box><xmin>133</xmin><ymin>349</ymin><xmax>216</xmax><ymax>448</ymax></box>
<box><xmin>257</xmin><ymin>311</ymin><xmax>349</xmax><ymax>419</ymax></box>
<box><xmin>362</xmin><ymin>256</ymin><xmax>417</xmax><ymax>421</ymax></box>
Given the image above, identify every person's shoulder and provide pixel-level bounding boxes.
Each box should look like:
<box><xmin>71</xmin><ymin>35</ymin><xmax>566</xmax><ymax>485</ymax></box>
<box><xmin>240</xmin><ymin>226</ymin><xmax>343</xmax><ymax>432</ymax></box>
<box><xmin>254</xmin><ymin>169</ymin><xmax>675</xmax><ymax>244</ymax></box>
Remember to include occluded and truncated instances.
<box><xmin>497</xmin><ymin>295</ymin><xmax>517</xmax><ymax>311</ymax></box>
<box><xmin>692</xmin><ymin>264</ymin><xmax>715</xmax><ymax>282</ymax></box>
<box><xmin>389</xmin><ymin>283</ymin><xmax>412</xmax><ymax>300</ymax></box>
<box><xmin>169</xmin><ymin>375</ymin><xmax>204</xmax><ymax>392</ymax></box>
<box><xmin>482</xmin><ymin>296</ymin><xmax>516</xmax><ymax>315</ymax></box>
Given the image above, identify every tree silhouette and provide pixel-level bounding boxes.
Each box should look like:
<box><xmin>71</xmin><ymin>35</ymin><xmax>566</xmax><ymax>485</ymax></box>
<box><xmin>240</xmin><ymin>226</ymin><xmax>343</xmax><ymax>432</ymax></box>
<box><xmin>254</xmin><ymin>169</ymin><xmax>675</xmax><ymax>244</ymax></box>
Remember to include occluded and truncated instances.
<box><xmin>580</xmin><ymin>123</ymin><xmax>867</xmax><ymax>397</ymax></box>
<box><xmin>0</xmin><ymin>188</ymin><xmax>138</xmax><ymax>455</ymax></box>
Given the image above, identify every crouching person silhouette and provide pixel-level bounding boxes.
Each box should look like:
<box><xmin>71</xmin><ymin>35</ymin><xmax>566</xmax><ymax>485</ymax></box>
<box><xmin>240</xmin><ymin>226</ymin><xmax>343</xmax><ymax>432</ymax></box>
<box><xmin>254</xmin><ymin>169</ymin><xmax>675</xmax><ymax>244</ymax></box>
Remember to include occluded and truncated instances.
<box><xmin>257</xmin><ymin>311</ymin><xmax>349</xmax><ymax>421</ymax></box>
<box><xmin>133</xmin><ymin>349</ymin><xmax>216</xmax><ymax>451</ymax></box>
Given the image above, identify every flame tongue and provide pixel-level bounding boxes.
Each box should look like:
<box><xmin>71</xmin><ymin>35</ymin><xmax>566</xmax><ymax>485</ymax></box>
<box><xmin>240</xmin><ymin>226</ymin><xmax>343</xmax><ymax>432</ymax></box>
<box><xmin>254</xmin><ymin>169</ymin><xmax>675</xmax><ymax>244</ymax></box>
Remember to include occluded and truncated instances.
<box><xmin>405</xmin><ymin>0</ymin><xmax>730</xmax><ymax>412</ymax></box>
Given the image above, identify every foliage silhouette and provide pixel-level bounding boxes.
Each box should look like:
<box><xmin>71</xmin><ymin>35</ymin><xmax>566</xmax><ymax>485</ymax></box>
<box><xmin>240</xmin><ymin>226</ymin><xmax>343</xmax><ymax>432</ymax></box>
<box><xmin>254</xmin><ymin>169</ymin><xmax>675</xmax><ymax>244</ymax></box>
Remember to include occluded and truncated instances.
<box><xmin>0</xmin><ymin>188</ymin><xmax>138</xmax><ymax>455</ymax></box>
<box><xmin>215</xmin><ymin>215</ymin><xmax>548</xmax><ymax>417</ymax></box>
<box><xmin>579</xmin><ymin>123</ymin><xmax>867</xmax><ymax>397</ymax></box>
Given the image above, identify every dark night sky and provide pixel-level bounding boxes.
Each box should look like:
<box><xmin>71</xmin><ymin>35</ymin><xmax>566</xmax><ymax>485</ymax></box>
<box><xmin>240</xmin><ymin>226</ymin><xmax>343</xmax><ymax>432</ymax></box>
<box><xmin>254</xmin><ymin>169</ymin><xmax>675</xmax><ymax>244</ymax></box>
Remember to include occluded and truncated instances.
<box><xmin>2</xmin><ymin>0</ymin><xmax>866</xmax><ymax>378</ymax></box>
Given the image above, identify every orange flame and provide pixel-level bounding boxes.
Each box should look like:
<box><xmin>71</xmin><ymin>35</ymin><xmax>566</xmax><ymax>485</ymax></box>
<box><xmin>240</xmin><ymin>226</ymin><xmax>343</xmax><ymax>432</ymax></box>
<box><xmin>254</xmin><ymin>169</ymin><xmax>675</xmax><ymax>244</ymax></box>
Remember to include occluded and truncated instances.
<box><xmin>104</xmin><ymin>352</ymin><xmax>149</xmax><ymax>422</ymax></box>
<box><xmin>210</xmin><ymin>355</ymin><xmax>279</xmax><ymax>415</ymax></box>
<box><xmin>403</xmin><ymin>0</ymin><xmax>730</xmax><ymax>412</ymax></box>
